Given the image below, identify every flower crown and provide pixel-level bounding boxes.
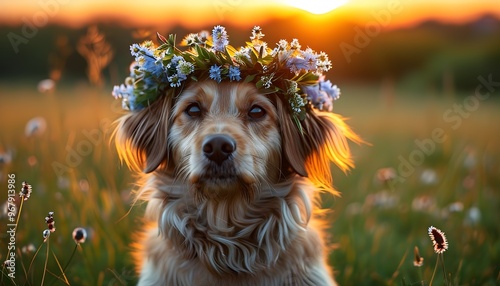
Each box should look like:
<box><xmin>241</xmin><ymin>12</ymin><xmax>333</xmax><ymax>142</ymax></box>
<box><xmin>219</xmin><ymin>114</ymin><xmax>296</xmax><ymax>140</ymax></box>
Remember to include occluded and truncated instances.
<box><xmin>112</xmin><ymin>25</ymin><xmax>340</xmax><ymax>123</ymax></box>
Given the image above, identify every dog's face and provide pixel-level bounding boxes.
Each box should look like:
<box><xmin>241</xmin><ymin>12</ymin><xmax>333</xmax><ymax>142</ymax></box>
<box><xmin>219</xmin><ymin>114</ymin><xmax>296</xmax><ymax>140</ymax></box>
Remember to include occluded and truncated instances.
<box><xmin>168</xmin><ymin>81</ymin><xmax>281</xmax><ymax>199</ymax></box>
<box><xmin>115</xmin><ymin>81</ymin><xmax>359</xmax><ymax>200</ymax></box>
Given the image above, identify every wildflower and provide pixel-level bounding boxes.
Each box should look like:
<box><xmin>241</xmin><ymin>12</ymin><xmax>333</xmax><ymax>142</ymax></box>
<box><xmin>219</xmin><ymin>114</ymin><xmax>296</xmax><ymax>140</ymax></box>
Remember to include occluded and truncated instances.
<box><xmin>250</xmin><ymin>26</ymin><xmax>265</xmax><ymax>41</ymax></box>
<box><xmin>37</xmin><ymin>79</ymin><xmax>56</xmax><ymax>94</ymax></box>
<box><xmin>183</xmin><ymin>33</ymin><xmax>203</xmax><ymax>46</ymax></box>
<box><xmin>212</xmin><ymin>25</ymin><xmax>229</xmax><ymax>52</ymax></box>
<box><xmin>72</xmin><ymin>227</ymin><xmax>87</xmax><ymax>244</ymax></box>
<box><xmin>253</xmin><ymin>41</ymin><xmax>269</xmax><ymax>57</ymax></box>
<box><xmin>19</xmin><ymin>181</ymin><xmax>32</xmax><ymax>201</ymax></box>
<box><xmin>289</xmin><ymin>93</ymin><xmax>306</xmax><ymax>114</ymax></box>
<box><xmin>316</xmin><ymin>51</ymin><xmax>332</xmax><ymax>73</ymax></box>
<box><xmin>25</xmin><ymin>117</ymin><xmax>47</xmax><ymax>137</ymax></box>
<box><xmin>375</xmin><ymin>167</ymin><xmax>396</xmax><ymax>183</ymax></box>
<box><xmin>290</xmin><ymin>38</ymin><xmax>301</xmax><ymax>50</ymax></box>
<box><xmin>420</xmin><ymin>169</ymin><xmax>438</xmax><ymax>185</ymax></box>
<box><xmin>413</xmin><ymin>246</ymin><xmax>424</xmax><ymax>267</ymax></box>
<box><xmin>277</xmin><ymin>39</ymin><xmax>288</xmax><ymax>50</ymax></box>
<box><xmin>301</xmin><ymin>48</ymin><xmax>318</xmax><ymax>71</ymax></box>
<box><xmin>130</xmin><ymin>43</ymin><xmax>154</xmax><ymax>60</ymax></box>
<box><xmin>234</xmin><ymin>47</ymin><xmax>251</xmax><ymax>64</ymax></box>
<box><xmin>319</xmin><ymin>78</ymin><xmax>341</xmax><ymax>101</ymax></box>
<box><xmin>286</xmin><ymin>57</ymin><xmax>309</xmax><ymax>74</ymax></box>
<box><xmin>260</xmin><ymin>75</ymin><xmax>273</xmax><ymax>89</ymax></box>
<box><xmin>168</xmin><ymin>74</ymin><xmax>183</xmax><ymax>87</ymax></box>
<box><xmin>176</xmin><ymin>61</ymin><xmax>195</xmax><ymax>78</ymax></box>
<box><xmin>448</xmin><ymin>202</ymin><xmax>464</xmax><ymax>213</ymax></box>
<box><xmin>465</xmin><ymin>206</ymin><xmax>481</xmax><ymax>225</ymax></box>
<box><xmin>428</xmin><ymin>226</ymin><xmax>448</xmax><ymax>254</ymax></box>
<box><xmin>45</xmin><ymin>211</ymin><xmax>55</xmax><ymax>233</ymax></box>
<box><xmin>0</xmin><ymin>150</ymin><xmax>12</xmax><ymax>165</ymax></box>
<box><xmin>228</xmin><ymin>66</ymin><xmax>241</xmax><ymax>81</ymax></box>
<box><xmin>209</xmin><ymin>65</ymin><xmax>222</xmax><ymax>83</ymax></box>
<box><xmin>22</xmin><ymin>244</ymin><xmax>36</xmax><ymax>254</ymax></box>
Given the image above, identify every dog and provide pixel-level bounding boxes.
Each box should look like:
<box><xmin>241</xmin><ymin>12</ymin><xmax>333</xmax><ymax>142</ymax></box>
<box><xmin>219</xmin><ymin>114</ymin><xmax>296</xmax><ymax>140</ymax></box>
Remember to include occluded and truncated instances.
<box><xmin>114</xmin><ymin>81</ymin><xmax>359</xmax><ymax>285</ymax></box>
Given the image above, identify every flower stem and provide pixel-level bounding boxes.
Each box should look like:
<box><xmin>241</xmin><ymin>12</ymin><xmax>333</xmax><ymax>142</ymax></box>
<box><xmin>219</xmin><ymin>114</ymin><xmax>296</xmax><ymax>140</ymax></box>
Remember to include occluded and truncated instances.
<box><xmin>429</xmin><ymin>254</ymin><xmax>439</xmax><ymax>286</ymax></box>
<box><xmin>59</xmin><ymin>244</ymin><xmax>79</xmax><ymax>280</ymax></box>
<box><xmin>40</xmin><ymin>238</ymin><xmax>49</xmax><ymax>286</ymax></box>
<box><xmin>440</xmin><ymin>254</ymin><xmax>449</xmax><ymax>285</ymax></box>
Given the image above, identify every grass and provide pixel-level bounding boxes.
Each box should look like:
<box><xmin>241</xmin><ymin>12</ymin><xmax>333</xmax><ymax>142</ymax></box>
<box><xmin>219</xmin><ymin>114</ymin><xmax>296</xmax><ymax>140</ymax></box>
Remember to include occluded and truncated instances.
<box><xmin>0</xmin><ymin>81</ymin><xmax>499</xmax><ymax>285</ymax></box>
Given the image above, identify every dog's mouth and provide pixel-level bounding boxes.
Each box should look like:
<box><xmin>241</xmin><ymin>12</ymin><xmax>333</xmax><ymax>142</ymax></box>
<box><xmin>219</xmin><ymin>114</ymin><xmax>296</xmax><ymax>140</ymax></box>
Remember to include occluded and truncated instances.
<box><xmin>190</xmin><ymin>162</ymin><xmax>255</xmax><ymax>200</ymax></box>
<box><xmin>193</xmin><ymin>163</ymin><xmax>239</xmax><ymax>186</ymax></box>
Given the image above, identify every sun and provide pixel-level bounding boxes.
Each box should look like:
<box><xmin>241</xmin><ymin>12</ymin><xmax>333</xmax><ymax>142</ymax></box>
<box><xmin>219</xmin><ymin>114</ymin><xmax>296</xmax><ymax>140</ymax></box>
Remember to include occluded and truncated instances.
<box><xmin>285</xmin><ymin>0</ymin><xmax>348</xmax><ymax>15</ymax></box>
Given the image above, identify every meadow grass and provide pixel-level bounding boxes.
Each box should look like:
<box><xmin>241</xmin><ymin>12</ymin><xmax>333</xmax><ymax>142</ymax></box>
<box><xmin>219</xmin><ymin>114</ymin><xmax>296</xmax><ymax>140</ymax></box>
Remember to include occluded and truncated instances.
<box><xmin>0</xmin><ymin>82</ymin><xmax>499</xmax><ymax>285</ymax></box>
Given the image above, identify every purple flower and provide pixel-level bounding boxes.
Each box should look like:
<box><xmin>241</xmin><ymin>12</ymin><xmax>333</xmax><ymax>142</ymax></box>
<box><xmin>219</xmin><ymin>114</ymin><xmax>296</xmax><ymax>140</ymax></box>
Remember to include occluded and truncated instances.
<box><xmin>320</xmin><ymin>79</ymin><xmax>341</xmax><ymax>101</ymax></box>
<box><xmin>286</xmin><ymin>57</ymin><xmax>309</xmax><ymax>73</ymax></box>
<box><xmin>304</xmin><ymin>77</ymin><xmax>340</xmax><ymax>112</ymax></box>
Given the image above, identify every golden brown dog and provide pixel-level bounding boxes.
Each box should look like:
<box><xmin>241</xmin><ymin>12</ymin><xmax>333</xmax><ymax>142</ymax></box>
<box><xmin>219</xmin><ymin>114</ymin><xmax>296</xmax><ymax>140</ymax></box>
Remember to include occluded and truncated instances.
<box><xmin>115</xmin><ymin>81</ymin><xmax>359</xmax><ymax>285</ymax></box>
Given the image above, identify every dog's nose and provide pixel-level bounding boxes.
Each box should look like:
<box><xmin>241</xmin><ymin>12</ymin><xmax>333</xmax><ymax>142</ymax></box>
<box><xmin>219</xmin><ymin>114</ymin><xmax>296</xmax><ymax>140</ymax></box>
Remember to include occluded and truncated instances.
<box><xmin>202</xmin><ymin>134</ymin><xmax>236</xmax><ymax>165</ymax></box>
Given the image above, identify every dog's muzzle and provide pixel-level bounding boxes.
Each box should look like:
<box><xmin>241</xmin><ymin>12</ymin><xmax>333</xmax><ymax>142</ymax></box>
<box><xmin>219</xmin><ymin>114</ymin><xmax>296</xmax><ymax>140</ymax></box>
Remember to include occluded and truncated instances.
<box><xmin>202</xmin><ymin>134</ymin><xmax>236</xmax><ymax>165</ymax></box>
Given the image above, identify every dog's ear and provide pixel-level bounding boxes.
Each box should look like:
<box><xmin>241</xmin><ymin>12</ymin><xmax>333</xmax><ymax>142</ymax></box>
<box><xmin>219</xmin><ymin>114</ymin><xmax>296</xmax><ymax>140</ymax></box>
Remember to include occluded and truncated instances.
<box><xmin>114</xmin><ymin>94</ymin><xmax>174</xmax><ymax>173</ymax></box>
<box><xmin>278</xmin><ymin>99</ymin><xmax>361</xmax><ymax>194</ymax></box>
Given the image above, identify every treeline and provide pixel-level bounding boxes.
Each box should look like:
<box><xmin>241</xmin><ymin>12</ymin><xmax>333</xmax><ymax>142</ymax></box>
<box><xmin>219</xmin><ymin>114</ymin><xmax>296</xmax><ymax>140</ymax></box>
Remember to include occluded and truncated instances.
<box><xmin>1</xmin><ymin>14</ymin><xmax>499</xmax><ymax>94</ymax></box>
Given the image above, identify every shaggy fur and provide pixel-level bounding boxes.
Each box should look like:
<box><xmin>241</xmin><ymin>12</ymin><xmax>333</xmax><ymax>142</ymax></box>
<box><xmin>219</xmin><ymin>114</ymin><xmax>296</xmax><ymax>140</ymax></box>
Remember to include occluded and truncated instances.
<box><xmin>114</xmin><ymin>81</ymin><xmax>360</xmax><ymax>285</ymax></box>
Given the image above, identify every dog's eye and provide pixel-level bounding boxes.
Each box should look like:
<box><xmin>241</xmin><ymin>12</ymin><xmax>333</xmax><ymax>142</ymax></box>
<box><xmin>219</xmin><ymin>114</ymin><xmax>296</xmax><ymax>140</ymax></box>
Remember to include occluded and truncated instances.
<box><xmin>248</xmin><ymin>105</ymin><xmax>266</xmax><ymax>120</ymax></box>
<box><xmin>185</xmin><ymin>103</ymin><xmax>202</xmax><ymax>117</ymax></box>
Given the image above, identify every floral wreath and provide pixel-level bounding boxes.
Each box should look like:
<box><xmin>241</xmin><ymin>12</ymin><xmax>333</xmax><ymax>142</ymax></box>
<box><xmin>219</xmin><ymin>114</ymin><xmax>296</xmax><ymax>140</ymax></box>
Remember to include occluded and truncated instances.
<box><xmin>112</xmin><ymin>25</ymin><xmax>340</xmax><ymax>127</ymax></box>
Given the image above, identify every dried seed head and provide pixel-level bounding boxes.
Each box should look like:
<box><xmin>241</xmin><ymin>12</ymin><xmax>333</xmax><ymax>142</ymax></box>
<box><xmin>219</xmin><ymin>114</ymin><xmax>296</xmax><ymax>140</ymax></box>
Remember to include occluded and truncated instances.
<box><xmin>19</xmin><ymin>181</ymin><xmax>32</xmax><ymax>201</ymax></box>
<box><xmin>72</xmin><ymin>227</ymin><xmax>87</xmax><ymax>244</ymax></box>
<box><xmin>45</xmin><ymin>212</ymin><xmax>56</xmax><ymax>233</ymax></box>
<box><xmin>42</xmin><ymin>229</ymin><xmax>51</xmax><ymax>240</ymax></box>
<box><xmin>413</xmin><ymin>246</ymin><xmax>424</xmax><ymax>267</ymax></box>
<box><xmin>428</xmin><ymin>226</ymin><xmax>448</xmax><ymax>254</ymax></box>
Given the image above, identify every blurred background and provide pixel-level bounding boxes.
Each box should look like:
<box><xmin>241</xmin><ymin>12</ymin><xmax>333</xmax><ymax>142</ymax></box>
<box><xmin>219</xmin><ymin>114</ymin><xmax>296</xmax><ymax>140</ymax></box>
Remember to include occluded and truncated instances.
<box><xmin>0</xmin><ymin>0</ymin><xmax>499</xmax><ymax>285</ymax></box>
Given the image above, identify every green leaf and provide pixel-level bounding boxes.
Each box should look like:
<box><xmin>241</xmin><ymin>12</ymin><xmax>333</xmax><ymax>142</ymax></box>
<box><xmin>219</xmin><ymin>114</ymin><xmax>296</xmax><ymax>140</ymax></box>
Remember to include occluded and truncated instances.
<box><xmin>244</xmin><ymin>74</ymin><xmax>257</xmax><ymax>83</ymax></box>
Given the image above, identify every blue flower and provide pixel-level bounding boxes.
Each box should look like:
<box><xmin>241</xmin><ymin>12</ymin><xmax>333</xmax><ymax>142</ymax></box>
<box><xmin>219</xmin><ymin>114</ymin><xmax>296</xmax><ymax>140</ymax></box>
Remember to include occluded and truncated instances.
<box><xmin>112</xmin><ymin>83</ymin><xmax>141</xmax><ymax>111</ymax></box>
<box><xmin>168</xmin><ymin>74</ymin><xmax>183</xmax><ymax>87</ymax></box>
<box><xmin>228</xmin><ymin>66</ymin><xmax>241</xmax><ymax>81</ymax></box>
<box><xmin>212</xmin><ymin>25</ymin><xmax>229</xmax><ymax>52</ymax></box>
<box><xmin>138</xmin><ymin>55</ymin><xmax>164</xmax><ymax>78</ymax></box>
<box><xmin>209</xmin><ymin>64</ymin><xmax>222</xmax><ymax>82</ymax></box>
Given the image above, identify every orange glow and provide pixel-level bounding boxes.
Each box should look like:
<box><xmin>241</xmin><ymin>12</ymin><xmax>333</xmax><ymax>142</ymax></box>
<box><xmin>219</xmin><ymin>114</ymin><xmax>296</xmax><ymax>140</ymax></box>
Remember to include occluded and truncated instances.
<box><xmin>0</xmin><ymin>0</ymin><xmax>499</xmax><ymax>29</ymax></box>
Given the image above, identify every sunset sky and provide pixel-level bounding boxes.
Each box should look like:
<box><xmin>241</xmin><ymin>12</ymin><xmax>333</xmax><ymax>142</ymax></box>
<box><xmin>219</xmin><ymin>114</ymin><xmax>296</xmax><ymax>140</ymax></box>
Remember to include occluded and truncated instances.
<box><xmin>1</xmin><ymin>0</ymin><xmax>499</xmax><ymax>29</ymax></box>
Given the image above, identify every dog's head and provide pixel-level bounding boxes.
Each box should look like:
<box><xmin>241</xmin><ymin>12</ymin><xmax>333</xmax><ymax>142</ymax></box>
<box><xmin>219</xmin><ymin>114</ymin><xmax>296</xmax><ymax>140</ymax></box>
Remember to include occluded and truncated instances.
<box><xmin>115</xmin><ymin>81</ymin><xmax>359</xmax><ymax>200</ymax></box>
